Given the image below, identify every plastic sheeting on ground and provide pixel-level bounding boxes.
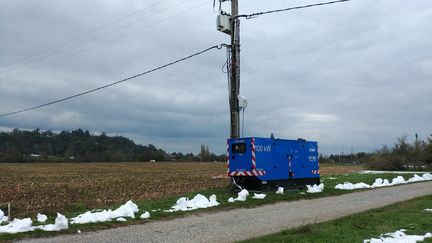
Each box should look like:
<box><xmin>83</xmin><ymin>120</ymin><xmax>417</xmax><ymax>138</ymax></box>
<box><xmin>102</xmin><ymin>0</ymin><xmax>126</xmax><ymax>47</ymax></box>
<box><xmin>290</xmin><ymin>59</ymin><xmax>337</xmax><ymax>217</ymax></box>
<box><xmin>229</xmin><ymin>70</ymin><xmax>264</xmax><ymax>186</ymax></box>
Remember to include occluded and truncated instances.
<box><xmin>252</xmin><ymin>193</ymin><xmax>266</xmax><ymax>199</ymax></box>
<box><xmin>34</xmin><ymin>213</ymin><xmax>68</xmax><ymax>232</ymax></box>
<box><xmin>364</xmin><ymin>229</ymin><xmax>432</xmax><ymax>243</ymax></box>
<box><xmin>0</xmin><ymin>210</ymin><xmax>7</xmax><ymax>224</ymax></box>
<box><xmin>140</xmin><ymin>212</ymin><xmax>150</xmax><ymax>219</ymax></box>
<box><xmin>335</xmin><ymin>174</ymin><xmax>432</xmax><ymax>190</ymax></box>
<box><xmin>276</xmin><ymin>187</ymin><xmax>284</xmax><ymax>194</ymax></box>
<box><xmin>70</xmin><ymin>200</ymin><xmax>139</xmax><ymax>224</ymax></box>
<box><xmin>0</xmin><ymin>213</ymin><xmax>68</xmax><ymax>234</ymax></box>
<box><xmin>228</xmin><ymin>189</ymin><xmax>250</xmax><ymax>203</ymax></box>
<box><xmin>306</xmin><ymin>183</ymin><xmax>324</xmax><ymax>193</ymax></box>
<box><xmin>36</xmin><ymin>213</ymin><xmax>48</xmax><ymax>223</ymax></box>
<box><xmin>164</xmin><ymin>194</ymin><xmax>219</xmax><ymax>212</ymax></box>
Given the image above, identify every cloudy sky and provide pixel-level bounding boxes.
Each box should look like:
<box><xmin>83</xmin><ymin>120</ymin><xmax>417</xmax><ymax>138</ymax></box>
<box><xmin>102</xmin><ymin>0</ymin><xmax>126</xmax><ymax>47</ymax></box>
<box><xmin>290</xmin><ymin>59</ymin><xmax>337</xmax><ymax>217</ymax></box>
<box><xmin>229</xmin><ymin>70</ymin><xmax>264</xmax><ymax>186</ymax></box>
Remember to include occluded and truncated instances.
<box><xmin>0</xmin><ymin>0</ymin><xmax>431</xmax><ymax>155</ymax></box>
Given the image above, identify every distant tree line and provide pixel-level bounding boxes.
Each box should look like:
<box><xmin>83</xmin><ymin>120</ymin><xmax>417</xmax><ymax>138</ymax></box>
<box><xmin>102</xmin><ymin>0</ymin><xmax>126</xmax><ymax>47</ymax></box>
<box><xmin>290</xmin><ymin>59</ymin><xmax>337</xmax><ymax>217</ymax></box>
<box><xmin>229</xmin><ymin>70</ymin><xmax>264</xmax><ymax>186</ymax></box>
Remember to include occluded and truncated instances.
<box><xmin>0</xmin><ymin>128</ymin><xmax>226</xmax><ymax>163</ymax></box>
<box><xmin>199</xmin><ymin>144</ymin><xmax>226</xmax><ymax>162</ymax></box>
<box><xmin>319</xmin><ymin>134</ymin><xmax>432</xmax><ymax>171</ymax></box>
<box><xmin>3</xmin><ymin>128</ymin><xmax>431</xmax><ymax>169</ymax></box>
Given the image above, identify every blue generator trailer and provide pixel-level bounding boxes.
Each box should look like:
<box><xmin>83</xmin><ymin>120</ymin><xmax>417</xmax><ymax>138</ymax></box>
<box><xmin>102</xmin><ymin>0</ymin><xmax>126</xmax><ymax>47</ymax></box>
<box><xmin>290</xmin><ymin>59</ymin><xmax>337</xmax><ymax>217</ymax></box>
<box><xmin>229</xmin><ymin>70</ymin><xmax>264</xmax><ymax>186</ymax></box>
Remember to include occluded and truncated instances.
<box><xmin>227</xmin><ymin>136</ymin><xmax>320</xmax><ymax>191</ymax></box>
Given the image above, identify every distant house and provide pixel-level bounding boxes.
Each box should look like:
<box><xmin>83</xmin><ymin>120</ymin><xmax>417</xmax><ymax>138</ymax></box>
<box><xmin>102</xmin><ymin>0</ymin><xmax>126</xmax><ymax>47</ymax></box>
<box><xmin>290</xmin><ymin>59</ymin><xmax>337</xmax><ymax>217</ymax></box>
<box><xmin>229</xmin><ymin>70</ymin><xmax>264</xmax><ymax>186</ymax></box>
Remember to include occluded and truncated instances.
<box><xmin>149</xmin><ymin>160</ymin><xmax>156</xmax><ymax>163</ymax></box>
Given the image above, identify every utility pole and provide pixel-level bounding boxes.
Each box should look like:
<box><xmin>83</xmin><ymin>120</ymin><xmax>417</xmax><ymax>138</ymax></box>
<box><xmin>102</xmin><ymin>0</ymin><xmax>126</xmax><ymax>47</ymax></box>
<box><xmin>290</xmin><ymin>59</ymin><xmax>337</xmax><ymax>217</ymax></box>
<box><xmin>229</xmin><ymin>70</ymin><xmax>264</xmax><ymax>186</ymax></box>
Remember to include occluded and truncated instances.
<box><xmin>229</xmin><ymin>0</ymin><xmax>240</xmax><ymax>138</ymax></box>
<box><xmin>216</xmin><ymin>0</ymin><xmax>241</xmax><ymax>138</ymax></box>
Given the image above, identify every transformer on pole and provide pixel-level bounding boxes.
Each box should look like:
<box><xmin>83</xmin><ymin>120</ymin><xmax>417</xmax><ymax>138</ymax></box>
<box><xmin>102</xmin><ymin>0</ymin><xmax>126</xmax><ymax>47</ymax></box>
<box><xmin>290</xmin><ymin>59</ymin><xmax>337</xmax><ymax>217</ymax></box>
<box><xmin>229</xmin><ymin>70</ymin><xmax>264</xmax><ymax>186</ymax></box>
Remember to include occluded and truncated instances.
<box><xmin>216</xmin><ymin>0</ymin><xmax>240</xmax><ymax>139</ymax></box>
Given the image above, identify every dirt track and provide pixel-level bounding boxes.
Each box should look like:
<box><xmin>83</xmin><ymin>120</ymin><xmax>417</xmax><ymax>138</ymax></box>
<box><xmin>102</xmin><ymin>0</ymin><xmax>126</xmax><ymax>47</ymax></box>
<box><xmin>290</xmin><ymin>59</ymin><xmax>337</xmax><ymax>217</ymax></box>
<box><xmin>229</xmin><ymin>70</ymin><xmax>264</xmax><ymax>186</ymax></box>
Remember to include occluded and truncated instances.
<box><xmin>20</xmin><ymin>181</ymin><xmax>432</xmax><ymax>243</ymax></box>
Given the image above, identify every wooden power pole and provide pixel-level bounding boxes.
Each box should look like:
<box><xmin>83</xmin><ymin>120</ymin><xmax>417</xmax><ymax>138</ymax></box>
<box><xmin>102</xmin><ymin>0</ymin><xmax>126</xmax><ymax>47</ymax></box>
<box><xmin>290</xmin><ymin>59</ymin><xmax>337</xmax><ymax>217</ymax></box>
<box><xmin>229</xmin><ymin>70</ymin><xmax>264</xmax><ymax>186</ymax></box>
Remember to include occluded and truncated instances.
<box><xmin>229</xmin><ymin>0</ymin><xmax>240</xmax><ymax>138</ymax></box>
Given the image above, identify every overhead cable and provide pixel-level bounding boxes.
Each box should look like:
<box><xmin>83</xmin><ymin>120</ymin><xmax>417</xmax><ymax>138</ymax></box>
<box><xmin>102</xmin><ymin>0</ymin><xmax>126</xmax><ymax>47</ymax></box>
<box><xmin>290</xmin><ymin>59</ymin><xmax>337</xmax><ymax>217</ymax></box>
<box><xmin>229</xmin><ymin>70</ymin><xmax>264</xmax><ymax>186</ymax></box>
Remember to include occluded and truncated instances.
<box><xmin>0</xmin><ymin>44</ymin><xmax>228</xmax><ymax>117</ymax></box>
<box><xmin>0</xmin><ymin>0</ymin><xmax>209</xmax><ymax>81</ymax></box>
<box><xmin>0</xmin><ymin>0</ymin><xmax>192</xmax><ymax>74</ymax></box>
<box><xmin>238</xmin><ymin>0</ymin><xmax>351</xmax><ymax>19</ymax></box>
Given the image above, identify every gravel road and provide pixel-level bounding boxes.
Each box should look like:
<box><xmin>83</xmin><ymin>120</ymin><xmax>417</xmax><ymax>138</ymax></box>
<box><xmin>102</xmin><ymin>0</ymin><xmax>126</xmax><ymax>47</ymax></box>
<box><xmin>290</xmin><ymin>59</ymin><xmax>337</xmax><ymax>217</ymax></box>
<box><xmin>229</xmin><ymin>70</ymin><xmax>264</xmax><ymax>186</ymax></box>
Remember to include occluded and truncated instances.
<box><xmin>19</xmin><ymin>181</ymin><xmax>432</xmax><ymax>243</ymax></box>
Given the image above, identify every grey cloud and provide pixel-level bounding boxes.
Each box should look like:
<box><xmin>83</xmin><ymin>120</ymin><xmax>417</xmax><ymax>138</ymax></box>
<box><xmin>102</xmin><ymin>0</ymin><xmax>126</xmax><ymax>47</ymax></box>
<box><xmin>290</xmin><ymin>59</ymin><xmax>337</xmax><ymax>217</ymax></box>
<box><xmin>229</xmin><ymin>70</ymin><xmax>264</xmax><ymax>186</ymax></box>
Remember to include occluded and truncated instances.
<box><xmin>0</xmin><ymin>0</ymin><xmax>431</xmax><ymax>155</ymax></box>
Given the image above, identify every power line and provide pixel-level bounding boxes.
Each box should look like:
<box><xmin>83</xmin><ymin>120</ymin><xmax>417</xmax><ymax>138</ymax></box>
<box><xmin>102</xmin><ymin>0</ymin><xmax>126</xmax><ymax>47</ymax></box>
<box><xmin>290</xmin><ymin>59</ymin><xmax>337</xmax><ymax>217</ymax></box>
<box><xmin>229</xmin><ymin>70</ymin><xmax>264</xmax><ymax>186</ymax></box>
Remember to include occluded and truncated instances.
<box><xmin>0</xmin><ymin>0</ymin><xmax>188</xmax><ymax>73</ymax></box>
<box><xmin>0</xmin><ymin>0</ymin><xmax>209</xmax><ymax>80</ymax></box>
<box><xmin>0</xmin><ymin>44</ymin><xmax>227</xmax><ymax>117</ymax></box>
<box><xmin>0</xmin><ymin>1</ymin><xmax>210</xmax><ymax>83</ymax></box>
<box><xmin>238</xmin><ymin>0</ymin><xmax>351</xmax><ymax>19</ymax></box>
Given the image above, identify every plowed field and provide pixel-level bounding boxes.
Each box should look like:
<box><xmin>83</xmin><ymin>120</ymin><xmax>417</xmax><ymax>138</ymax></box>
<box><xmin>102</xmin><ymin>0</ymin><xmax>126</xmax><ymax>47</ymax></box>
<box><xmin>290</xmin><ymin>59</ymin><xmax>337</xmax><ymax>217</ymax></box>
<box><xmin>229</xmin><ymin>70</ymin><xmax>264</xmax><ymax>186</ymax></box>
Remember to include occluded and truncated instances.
<box><xmin>0</xmin><ymin>162</ymin><xmax>362</xmax><ymax>217</ymax></box>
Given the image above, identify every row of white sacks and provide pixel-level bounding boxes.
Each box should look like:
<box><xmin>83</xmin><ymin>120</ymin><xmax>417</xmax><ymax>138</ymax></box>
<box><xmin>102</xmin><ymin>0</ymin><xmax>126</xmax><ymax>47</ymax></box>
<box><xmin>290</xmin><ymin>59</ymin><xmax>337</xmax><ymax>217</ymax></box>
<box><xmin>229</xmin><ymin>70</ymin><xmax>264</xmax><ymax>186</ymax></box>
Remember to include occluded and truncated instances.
<box><xmin>335</xmin><ymin>173</ymin><xmax>432</xmax><ymax>190</ymax></box>
<box><xmin>0</xmin><ymin>183</ymin><xmax>324</xmax><ymax>234</ymax></box>
<box><xmin>0</xmin><ymin>193</ymin><xmax>222</xmax><ymax>234</ymax></box>
<box><xmin>2</xmin><ymin>173</ymin><xmax>431</xmax><ymax>234</ymax></box>
<box><xmin>0</xmin><ymin>200</ymin><xmax>149</xmax><ymax>234</ymax></box>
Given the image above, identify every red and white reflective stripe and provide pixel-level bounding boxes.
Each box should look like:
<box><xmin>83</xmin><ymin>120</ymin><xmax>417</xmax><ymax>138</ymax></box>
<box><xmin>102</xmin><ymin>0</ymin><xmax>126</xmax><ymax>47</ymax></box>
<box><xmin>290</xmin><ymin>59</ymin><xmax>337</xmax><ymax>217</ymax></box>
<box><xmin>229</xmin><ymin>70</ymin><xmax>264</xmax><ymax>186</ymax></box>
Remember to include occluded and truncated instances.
<box><xmin>228</xmin><ymin>137</ymin><xmax>266</xmax><ymax>177</ymax></box>
<box><xmin>228</xmin><ymin>170</ymin><xmax>266</xmax><ymax>177</ymax></box>
<box><xmin>226</xmin><ymin>140</ymin><xmax>230</xmax><ymax>174</ymax></box>
<box><xmin>251</xmin><ymin>137</ymin><xmax>256</xmax><ymax>170</ymax></box>
<box><xmin>312</xmin><ymin>169</ymin><xmax>320</xmax><ymax>174</ymax></box>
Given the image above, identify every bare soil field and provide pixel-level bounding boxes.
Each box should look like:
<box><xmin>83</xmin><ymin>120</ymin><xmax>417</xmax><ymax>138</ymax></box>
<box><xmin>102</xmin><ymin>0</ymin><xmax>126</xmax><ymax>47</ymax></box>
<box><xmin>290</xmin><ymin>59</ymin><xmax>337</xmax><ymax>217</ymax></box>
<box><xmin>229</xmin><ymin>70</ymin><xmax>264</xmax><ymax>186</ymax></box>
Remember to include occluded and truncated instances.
<box><xmin>0</xmin><ymin>162</ymin><xmax>363</xmax><ymax>217</ymax></box>
<box><xmin>319</xmin><ymin>163</ymin><xmax>364</xmax><ymax>175</ymax></box>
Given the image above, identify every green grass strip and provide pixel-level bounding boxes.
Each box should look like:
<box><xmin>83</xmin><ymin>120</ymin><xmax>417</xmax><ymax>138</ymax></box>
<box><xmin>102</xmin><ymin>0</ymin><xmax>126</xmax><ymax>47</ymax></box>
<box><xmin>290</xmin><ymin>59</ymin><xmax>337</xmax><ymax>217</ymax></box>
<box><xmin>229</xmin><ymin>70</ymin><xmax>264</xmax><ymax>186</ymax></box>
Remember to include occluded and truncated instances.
<box><xmin>243</xmin><ymin>194</ymin><xmax>432</xmax><ymax>243</ymax></box>
<box><xmin>0</xmin><ymin>172</ymin><xmax>425</xmax><ymax>241</ymax></box>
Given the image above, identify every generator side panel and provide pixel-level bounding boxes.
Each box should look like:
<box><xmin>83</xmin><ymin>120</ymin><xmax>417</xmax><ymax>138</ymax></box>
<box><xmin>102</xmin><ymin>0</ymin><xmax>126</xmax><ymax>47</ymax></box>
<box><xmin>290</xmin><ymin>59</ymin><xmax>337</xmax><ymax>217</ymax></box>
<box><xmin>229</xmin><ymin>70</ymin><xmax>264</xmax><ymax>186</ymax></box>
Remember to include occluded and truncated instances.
<box><xmin>289</xmin><ymin>140</ymin><xmax>319</xmax><ymax>179</ymax></box>
<box><xmin>267</xmin><ymin>139</ymin><xmax>295</xmax><ymax>180</ymax></box>
<box><xmin>245</xmin><ymin>138</ymin><xmax>320</xmax><ymax>181</ymax></box>
<box><xmin>271</xmin><ymin>140</ymin><xmax>319</xmax><ymax>180</ymax></box>
<box><xmin>306</xmin><ymin>141</ymin><xmax>319</xmax><ymax>178</ymax></box>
